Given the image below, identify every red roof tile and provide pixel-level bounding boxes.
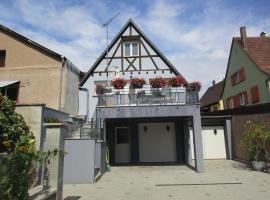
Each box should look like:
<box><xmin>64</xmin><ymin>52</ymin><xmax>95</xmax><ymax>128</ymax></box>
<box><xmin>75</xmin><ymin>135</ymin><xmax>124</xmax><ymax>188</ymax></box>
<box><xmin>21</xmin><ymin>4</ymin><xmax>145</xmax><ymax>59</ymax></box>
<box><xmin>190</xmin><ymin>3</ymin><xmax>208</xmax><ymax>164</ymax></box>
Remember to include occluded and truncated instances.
<box><xmin>236</xmin><ymin>37</ymin><xmax>270</xmax><ymax>74</ymax></box>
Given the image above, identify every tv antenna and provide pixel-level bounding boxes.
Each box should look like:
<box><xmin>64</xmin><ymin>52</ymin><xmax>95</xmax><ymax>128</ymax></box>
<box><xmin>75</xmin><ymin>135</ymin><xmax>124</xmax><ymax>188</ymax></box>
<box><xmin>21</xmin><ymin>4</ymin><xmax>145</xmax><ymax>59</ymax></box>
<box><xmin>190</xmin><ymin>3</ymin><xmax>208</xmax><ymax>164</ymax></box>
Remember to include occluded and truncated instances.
<box><xmin>102</xmin><ymin>13</ymin><xmax>120</xmax><ymax>74</ymax></box>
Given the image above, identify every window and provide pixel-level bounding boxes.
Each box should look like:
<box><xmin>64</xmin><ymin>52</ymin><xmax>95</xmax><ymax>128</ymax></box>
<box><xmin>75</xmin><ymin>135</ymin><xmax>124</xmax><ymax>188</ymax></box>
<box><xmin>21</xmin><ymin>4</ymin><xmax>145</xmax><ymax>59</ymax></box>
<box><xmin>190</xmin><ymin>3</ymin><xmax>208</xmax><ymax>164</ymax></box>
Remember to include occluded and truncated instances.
<box><xmin>116</xmin><ymin>128</ymin><xmax>130</xmax><ymax>144</ymax></box>
<box><xmin>0</xmin><ymin>50</ymin><xmax>6</xmax><ymax>67</ymax></box>
<box><xmin>230</xmin><ymin>97</ymin><xmax>234</xmax><ymax>109</ymax></box>
<box><xmin>124</xmin><ymin>42</ymin><xmax>138</xmax><ymax>57</ymax></box>
<box><xmin>231</xmin><ymin>68</ymin><xmax>245</xmax><ymax>86</ymax></box>
<box><xmin>1</xmin><ymin>84</ymin><xmax>19</xmax><ymax>101</ymax></box>
<box><xmin>251</xmin><ymin>86</ymin><xmax>259</xmax><ymax>103</ymax></box>
<box><xmin>239</xmin><ymin>91</ymin><xmax>248</xmax><ymax>106</ymax></box>
<box><xmin>239</xmin><ymin>93</ymin><xmax>244</xmax><ymax>105</ymax></box>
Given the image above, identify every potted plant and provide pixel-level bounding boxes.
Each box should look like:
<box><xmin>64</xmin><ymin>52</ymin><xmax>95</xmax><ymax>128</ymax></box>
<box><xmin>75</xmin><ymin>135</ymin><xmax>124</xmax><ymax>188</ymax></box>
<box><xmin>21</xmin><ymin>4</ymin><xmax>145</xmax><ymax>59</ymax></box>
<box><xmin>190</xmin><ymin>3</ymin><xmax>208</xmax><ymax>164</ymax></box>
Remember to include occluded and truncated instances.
<box><xmin>241</xmin><ymin>120</ymin><xmax>270</xmax><ymax>171</ymax></box>
<box><xmin>168</xmin><ymin>76</ymin><xmax>186</xmax><ymax>87</ymax></box>
<box><xmin>130</xmin><ymin>77</ymin><xmax>146</xmax><ymax>89</ymax></box>
<box><xmin>95</xmin><ymin>84</ymin><xmax>106</xmax><ymax>95</ymax></box>
<box><xmin>187</xmin><ymin>81</ymin><xmax>202</xmax><ymax>92</ymax></box>
<box><xmin>150</xmin><ymin>77</ymin><xmax>166</xmax><ymax>88</ymax></box>
<box><xmin>111</xmin><ymin>78</ymin><xmax>127</xmax><ymax>90</ymax></box>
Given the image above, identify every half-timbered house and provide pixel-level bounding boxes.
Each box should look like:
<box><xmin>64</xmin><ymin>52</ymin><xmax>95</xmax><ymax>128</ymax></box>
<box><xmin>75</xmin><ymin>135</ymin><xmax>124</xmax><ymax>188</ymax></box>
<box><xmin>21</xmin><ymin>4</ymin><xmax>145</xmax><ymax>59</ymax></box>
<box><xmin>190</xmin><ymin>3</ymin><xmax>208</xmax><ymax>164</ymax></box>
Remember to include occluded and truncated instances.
<box><xmin>79</xmin><ymin>19</ymin><xmax>204</xmax><ymax>172</ymax></box>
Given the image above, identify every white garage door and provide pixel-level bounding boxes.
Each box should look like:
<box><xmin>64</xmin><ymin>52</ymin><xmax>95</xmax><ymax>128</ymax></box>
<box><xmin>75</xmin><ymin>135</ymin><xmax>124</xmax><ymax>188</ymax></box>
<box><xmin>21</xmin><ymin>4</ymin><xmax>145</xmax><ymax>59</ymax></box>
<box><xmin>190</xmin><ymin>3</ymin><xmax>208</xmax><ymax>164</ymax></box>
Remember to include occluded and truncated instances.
<box><xmin>139</xmin><ymin>122</ymin><xmax>177</xmax><ymax>162</ymax></box>
<box><xmin>190</xmin><ymin>126</ymin><xmax>226</xmax><ymax>159</ymax></box>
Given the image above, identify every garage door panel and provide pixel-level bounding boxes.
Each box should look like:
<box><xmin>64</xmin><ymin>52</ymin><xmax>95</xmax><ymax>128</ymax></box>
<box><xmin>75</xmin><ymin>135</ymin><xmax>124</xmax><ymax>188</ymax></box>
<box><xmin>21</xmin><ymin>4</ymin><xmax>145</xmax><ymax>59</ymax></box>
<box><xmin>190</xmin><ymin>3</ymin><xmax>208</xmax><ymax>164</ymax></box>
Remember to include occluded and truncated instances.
<box><xmin>139</xmin><ymin>122</ymin><xmax>177</xmax><ymax>162</ymax></box>
<box><xmin>190</xmin><ymin>126</ymin><xmax>226</xmax><ymax>159</ymax></box>
<box><xmin>203</xmin><ymin>127</ymin><xmax>226</xmax><ymax>159</ymax></box>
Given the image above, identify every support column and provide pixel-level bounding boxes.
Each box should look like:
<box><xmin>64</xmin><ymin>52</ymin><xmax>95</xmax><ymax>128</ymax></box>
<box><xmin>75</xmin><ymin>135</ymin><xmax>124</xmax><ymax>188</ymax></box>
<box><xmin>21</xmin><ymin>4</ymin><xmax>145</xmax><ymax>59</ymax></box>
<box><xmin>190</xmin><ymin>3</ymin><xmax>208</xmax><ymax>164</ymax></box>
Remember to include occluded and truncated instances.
<box><xmin>44</xmin><ymin>123</ymin><xmax>65</xmax><ymax>200</ymax></box>
<box><xmin>192</xmin><ymin>111</ymin><xmax>205</xmax><ymax>172</ymax></box>
<box><xmin>183</xmin><ymin>119</ymin><xmax>192</xmax><ymax>166</ymax></box>
<box><xmin>225</xmin><ymin>119</ymin><xmax>232</xmax><ymax>160</ymax></box>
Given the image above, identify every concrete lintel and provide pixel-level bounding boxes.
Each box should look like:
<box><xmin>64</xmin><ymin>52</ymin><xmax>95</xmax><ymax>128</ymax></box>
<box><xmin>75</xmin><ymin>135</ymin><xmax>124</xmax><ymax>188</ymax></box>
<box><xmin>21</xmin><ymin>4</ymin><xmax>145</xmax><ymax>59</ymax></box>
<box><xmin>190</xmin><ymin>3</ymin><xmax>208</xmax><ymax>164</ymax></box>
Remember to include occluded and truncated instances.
<box><xmin>97</xmin><ymin>104</ymin><xmax>200</xmax><ymax>119</ymax></box>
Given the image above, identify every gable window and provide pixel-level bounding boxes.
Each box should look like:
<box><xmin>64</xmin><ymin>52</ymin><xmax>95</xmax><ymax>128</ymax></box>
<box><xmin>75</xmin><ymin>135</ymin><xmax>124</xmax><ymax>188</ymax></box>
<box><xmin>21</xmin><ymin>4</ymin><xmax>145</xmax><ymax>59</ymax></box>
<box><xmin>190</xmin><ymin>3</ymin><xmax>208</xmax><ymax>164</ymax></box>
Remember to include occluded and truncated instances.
<box><xmin>231</xmin><ymin>68</ymin><xmax>245</xmax><ymax>86</ymax></box>
<box><xmin>0</xmin><ymin>50</ymin><xmax>6</xmax><ymax>67</ymax></box>
<box><xmin>251</xmin><ymin>86</ymin><xmax>260</xmax><ymax>103</ymax></box>
<box><xmin>124</xmin><ymin>42</ymin><xmax>138</xmax><ymax>57</ymax></box>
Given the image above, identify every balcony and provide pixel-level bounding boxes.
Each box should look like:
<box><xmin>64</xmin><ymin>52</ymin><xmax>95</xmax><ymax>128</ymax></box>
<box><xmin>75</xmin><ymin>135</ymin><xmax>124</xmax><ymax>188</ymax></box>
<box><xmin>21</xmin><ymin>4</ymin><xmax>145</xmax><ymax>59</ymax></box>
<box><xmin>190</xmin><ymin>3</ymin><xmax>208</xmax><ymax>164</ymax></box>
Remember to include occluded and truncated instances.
<box><xmin>95</xmin><ymin>87</ymin><xmax>199</xmax><ymax>107</ymax></box>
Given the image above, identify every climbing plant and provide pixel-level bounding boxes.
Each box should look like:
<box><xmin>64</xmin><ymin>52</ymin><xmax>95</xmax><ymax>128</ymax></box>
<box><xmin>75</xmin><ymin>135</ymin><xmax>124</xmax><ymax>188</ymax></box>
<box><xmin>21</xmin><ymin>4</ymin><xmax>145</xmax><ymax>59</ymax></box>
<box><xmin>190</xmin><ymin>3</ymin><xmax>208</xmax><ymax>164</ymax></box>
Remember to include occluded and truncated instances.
<box><xmin>0</xmin><ymin>94</ymin><xmax>58</xmax><ymax>200</ymax></box>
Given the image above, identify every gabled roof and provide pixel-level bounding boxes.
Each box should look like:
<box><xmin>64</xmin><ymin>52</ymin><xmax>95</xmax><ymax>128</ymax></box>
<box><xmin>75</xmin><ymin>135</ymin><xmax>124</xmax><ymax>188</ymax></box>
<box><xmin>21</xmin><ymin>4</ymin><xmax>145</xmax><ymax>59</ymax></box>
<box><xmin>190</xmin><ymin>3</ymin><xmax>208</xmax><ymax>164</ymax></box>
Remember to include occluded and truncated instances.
<box><xmin>200</xmin><ymin>80</ymin><xmax>224</xmax><ymax>108</ymax></box>
<box><xmin>221</xmin><ymin>32</ymin><xmax>270</xmax><ymax>98</ymax></box>
<box><xmin>0</xmin><ymin>24</ymin><xmax>64</xmax><ymax>62</ymax></box>
<box><xmin>80</xmin><ymin>19</ymin><xmax>182</xmax><ymax>86</ymax></box>
<box><xmin>235</xmin><ymin>37</ymin><xmax>270</xmax><ymax>74</ymax></box>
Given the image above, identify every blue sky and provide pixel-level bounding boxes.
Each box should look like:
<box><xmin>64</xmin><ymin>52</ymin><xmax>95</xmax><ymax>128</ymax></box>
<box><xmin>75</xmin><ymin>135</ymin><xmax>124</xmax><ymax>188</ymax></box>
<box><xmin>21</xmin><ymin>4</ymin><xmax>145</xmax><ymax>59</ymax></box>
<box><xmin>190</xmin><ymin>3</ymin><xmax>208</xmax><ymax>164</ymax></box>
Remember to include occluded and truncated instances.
<box><xmin>1</xmin><ymin>0</ymin><xmax>270</xmax><ymax>92</ymax></box>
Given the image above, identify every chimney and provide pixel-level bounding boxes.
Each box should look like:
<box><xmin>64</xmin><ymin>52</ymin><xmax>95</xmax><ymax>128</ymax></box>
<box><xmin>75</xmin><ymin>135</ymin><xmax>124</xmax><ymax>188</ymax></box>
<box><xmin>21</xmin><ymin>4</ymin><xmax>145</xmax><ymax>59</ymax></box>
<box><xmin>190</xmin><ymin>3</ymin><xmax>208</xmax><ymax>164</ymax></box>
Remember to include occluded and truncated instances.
<box><xmin>240</xmin><ymin>27</ymin><xmax>247</xmax><ymax>49</ymax></box>
<box><xmin>260</xmin><ymin>32</ymin><xmax>266</xmax><ymax>37</ymax></box>
<box><xmin>212</xmin><ymin>80</ymin><xmax>216</xmax><ymax>86</ymax></box>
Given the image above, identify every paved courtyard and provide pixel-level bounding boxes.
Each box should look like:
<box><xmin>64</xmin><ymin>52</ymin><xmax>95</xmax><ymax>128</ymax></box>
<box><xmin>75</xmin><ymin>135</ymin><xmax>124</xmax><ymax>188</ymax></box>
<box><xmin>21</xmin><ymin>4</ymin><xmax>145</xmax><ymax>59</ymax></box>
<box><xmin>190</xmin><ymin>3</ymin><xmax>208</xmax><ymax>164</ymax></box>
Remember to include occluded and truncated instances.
<box><xmin>63</xmin><ymin>160</ymin><xmax>270</xmax><ymax>200</ymax></box>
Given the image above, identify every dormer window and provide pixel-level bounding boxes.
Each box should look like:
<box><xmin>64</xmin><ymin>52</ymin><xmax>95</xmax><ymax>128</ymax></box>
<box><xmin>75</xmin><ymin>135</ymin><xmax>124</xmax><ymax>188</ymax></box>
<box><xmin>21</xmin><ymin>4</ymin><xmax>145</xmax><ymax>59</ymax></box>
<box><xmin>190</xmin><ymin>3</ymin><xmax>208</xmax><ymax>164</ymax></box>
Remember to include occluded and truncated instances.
<box><xmin>124</xmin><ymin>42</ymin><xmax>138</xmax><ymax>57</ymax></box>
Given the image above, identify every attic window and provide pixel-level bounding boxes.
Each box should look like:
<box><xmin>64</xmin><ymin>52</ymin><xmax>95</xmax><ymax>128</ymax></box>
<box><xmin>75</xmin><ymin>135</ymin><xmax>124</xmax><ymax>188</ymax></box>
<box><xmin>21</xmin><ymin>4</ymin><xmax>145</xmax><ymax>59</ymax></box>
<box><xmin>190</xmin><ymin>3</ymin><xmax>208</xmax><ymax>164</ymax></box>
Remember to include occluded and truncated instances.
<box><xmin>0</xmin><ymin>50</ymin><xmax>6</xmax><ymax>67</ymax></box>
<box><xmin>124</xmin><ymin>42</ymin><xmax>138</xmax><ymax>57</ymax></box>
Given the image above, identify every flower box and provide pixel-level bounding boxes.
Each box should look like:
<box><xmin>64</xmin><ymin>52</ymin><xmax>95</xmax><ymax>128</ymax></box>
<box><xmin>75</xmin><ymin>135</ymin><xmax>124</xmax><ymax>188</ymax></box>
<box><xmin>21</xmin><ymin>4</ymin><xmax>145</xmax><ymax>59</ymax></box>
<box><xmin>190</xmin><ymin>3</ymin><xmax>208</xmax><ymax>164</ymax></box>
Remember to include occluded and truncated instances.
<box><xmin>111</xmin><ymin>78</ymin><xmax>127</xmax><ymax>89</ymax></box>
<box><xmin>149</xmin><ymin>77</ymin><xmax>166</xmax><ymax>88</ymax></box>
<box><xmin>168</xmin><ymin>76</ymin><xmax>186</xmax><ymax>87</ymax></box>
<box><xmin>130</xmin><ymin>77</ymin><xmax>146</xmax><ymax>89</ymax></box>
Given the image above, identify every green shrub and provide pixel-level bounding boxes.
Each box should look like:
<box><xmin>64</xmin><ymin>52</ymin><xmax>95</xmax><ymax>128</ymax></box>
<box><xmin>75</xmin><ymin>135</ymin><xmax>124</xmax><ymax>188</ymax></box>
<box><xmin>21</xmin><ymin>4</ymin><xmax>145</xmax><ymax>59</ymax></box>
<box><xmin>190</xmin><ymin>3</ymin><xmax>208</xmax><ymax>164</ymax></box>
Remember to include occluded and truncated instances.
<box><xmin>241</xmin><ymin>120</ymin><xmax>270</xmax><ymax>162</ymax></box>
<box><xmin>0</xmin><ymin>94</ymin><xmax>58</xmax><ymax>200</ymax></box>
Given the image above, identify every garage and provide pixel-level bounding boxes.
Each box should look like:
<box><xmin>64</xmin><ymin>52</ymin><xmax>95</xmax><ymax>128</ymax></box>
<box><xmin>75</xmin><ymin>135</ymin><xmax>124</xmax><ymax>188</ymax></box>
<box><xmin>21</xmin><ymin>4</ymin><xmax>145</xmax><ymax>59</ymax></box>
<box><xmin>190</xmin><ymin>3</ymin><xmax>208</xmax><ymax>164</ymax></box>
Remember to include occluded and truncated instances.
<box><xmin>191</xmin><ymin>126</ymin><xmax>227</xmax><ymax>159</ymax></box>
<box><xmin>138</xmin><ymin>122</ymin><xmax>177</xmax><ymax>163</ymax></box>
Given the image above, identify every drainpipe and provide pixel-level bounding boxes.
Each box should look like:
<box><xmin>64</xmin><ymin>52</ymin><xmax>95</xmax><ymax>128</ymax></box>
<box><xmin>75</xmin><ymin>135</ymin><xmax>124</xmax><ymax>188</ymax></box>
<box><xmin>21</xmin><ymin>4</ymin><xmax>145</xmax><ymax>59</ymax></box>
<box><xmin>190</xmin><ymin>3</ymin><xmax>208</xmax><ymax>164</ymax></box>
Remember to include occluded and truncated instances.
<box><xmin>58</xmin><ymin>57</ymin><xmax>65</xmax><ymax>111</ymax></box>
<box><xmin>79</xmin><ymin>87</ymin><xmax>89</xmax><ymax>121</ymax></box>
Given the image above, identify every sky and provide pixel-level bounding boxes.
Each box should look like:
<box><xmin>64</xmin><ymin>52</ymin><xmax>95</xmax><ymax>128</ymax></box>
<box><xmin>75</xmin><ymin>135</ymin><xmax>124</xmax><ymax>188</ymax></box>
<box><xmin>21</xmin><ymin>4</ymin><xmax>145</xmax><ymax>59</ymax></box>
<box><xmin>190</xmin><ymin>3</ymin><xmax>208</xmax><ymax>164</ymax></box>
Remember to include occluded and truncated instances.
<box><xmin>1</xmin><ymin>0</ymin><xmax>270</xmax><ymax>93</ymax></box>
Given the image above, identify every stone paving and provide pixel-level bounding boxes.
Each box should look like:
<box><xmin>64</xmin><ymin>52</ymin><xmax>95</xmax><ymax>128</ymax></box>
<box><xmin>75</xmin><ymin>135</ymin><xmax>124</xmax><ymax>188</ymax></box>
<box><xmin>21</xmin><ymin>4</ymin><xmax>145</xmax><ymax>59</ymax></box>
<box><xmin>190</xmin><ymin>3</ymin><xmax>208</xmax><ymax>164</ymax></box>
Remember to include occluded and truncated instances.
<box><xmin>63</xmin><ymin>160</ymin><xmax>270</xmax><ymax>200</ymax></box>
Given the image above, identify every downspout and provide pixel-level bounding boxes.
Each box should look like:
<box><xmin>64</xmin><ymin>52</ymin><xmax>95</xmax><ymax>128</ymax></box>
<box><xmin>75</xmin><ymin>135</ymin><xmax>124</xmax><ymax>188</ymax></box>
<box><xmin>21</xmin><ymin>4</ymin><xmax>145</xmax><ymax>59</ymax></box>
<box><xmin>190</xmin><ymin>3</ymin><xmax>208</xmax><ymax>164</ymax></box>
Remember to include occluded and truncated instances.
<box><xmin>58</xmin><ymin>56</ymin><xmax>65</xmax><ymax>111</ymax></box>
<box><xmin>79</xmin><ymin>87</ymin><xmax>89</xmax><ymax>121</ymax></box>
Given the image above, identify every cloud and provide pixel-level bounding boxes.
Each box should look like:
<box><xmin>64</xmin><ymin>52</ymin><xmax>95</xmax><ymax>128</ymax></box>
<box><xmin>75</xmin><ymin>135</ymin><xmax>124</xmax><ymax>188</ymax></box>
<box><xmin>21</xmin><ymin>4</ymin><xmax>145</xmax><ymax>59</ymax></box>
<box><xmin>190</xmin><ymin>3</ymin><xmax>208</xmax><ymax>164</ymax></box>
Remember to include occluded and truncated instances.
<box><xmin>0</xmin><ymin>0</ymin><xmax>270</xmax><ymax>95</ymax></box>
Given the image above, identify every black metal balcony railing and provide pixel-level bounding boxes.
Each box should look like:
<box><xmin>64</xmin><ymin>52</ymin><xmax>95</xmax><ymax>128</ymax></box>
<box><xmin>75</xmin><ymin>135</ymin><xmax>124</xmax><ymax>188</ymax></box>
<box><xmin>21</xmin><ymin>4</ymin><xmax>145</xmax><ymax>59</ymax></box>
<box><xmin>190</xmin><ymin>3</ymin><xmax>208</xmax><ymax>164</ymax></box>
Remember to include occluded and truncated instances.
<box><xmin>95</xmin><ymin>87</ymin><xmax>199</xmax><ymax>107</ymax></box>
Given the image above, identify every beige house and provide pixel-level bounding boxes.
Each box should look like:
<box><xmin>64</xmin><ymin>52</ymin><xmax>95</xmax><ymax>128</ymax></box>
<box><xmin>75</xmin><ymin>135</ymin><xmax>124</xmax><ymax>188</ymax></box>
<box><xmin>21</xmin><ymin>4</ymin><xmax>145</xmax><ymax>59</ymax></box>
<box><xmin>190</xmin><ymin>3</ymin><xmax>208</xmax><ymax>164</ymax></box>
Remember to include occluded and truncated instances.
<box><xmin>0</xmin><ymin>24</ymin><xmax>80</xmax><ymax>116</ymax></box>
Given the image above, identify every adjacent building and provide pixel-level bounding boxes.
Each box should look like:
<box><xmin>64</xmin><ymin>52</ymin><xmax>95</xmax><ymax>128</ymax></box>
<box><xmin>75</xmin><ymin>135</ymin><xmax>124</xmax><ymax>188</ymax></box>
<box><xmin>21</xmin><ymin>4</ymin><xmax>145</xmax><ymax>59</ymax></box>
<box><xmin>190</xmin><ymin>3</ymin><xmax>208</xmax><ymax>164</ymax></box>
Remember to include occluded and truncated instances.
<box><xmin>222</xmin><ymin>27</ymin><xmax>270</xmax><ymax>110</ymax></box>
<box><xmin>200</xmin><ymin>80</ymin><xmax>224</xmax><ymax>112</ymax></box>
<box><xmin>0</xmin><ymin>24</ymin><xmax>80</xmax><ymax>116</ymax></box>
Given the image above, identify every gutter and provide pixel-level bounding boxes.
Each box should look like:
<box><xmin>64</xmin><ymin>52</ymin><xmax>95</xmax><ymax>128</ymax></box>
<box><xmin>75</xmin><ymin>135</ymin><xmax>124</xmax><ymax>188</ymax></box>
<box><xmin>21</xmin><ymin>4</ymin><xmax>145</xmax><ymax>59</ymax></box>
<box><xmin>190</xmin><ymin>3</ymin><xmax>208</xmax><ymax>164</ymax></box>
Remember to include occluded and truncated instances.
<box><xmin>79</xmin><ymin>87</ymin><xmax>89</xmax><ymax>121</ymax></box>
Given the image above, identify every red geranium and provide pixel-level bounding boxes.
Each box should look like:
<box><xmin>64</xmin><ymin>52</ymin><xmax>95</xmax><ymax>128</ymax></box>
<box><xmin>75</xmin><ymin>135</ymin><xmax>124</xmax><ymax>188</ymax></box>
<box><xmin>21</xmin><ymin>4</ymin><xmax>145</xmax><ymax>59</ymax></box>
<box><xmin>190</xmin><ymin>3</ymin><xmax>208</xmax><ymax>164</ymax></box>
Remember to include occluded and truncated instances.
<box><xmin>189</xmin><ymin>81</ymin><xmax>202</xmax><ymax>91</ymax></box>
<box><xmin>95</xmin><ymin>84</ymin><xmax>106</xmax><ymax>94</ymax></box>
<box><xmin>111</xmin><ymin>78</ymin><xmax>127</xmax><ymax>89</ymax></box>
<box><xmin>130</xmin><ymin>77</ymin><xmax>146</xmax><ymax>89</ymax></box>
<box><xmin>168</xmin><ymin>76</ymin><xmax>186</xmax><ymax>87</ymax></box>
<box><xmin>150</xmin><ymin>77</ymin><xmax>166</xmax><ymax>88</ymax></box>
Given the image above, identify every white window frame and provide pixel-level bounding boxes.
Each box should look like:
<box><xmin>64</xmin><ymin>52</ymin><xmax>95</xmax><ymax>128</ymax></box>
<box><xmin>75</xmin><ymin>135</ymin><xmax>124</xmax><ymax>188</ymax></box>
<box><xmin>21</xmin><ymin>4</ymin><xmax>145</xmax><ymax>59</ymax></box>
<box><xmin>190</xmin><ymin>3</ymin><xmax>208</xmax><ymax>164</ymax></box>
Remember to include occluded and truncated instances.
<box><xmin>239</xmin><ymin>93</ymin><xmax>245</xmax><ymax>106</ymax></box>
<box><xmin>124</xmin><ymin>42</ymin><xmax>139</xmax><ymax>57</ymax></box>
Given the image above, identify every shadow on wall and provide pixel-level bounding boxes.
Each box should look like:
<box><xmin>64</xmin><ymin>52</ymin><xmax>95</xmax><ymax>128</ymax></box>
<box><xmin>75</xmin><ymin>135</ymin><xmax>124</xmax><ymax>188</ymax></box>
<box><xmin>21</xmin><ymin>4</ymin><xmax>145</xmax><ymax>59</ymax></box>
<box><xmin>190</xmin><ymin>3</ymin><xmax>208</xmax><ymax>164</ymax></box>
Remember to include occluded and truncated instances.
<box><xmin>64</xmin><ymin>196</ymin><xmax>81</xmax><ymax>200</ymax></box>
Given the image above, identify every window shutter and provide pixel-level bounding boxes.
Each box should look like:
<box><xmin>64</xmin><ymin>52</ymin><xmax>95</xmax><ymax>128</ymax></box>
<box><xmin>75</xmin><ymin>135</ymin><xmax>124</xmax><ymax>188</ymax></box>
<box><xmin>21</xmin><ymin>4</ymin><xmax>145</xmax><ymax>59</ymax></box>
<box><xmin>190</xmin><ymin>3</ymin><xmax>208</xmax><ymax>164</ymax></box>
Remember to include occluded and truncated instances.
<box><xmin>239</xmin><ymin>68</ymin><xmax>245</xmax><ymax>82</ymax></box>
<box><xmin>233</xmin><ymin>95</ymin><xmax>239</xmax><ymax>108</ymax></box>
<box><xmin>251</xmin><ymin>86</ymin><xmax>260</xmax><ymax>103</ymax></box>
<box><xmin>226</xmin><ymin>98</ymin><xmax>230</xmax><ymax>109</ymax></box>
<box><xmin>243</xmin><ymin>91</ymin><xmax>248</xmax><ymax>105</ymax></box>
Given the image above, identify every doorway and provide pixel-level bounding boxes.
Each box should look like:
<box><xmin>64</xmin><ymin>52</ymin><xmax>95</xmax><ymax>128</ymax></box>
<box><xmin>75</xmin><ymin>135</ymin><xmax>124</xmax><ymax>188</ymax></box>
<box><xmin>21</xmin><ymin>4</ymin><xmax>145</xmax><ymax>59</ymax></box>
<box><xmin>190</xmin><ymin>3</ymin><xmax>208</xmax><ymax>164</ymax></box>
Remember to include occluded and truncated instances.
<box><xmin>115</xmin><ymin>127</ymin><xmax>130</xmax><ymax>163</ymax></box>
